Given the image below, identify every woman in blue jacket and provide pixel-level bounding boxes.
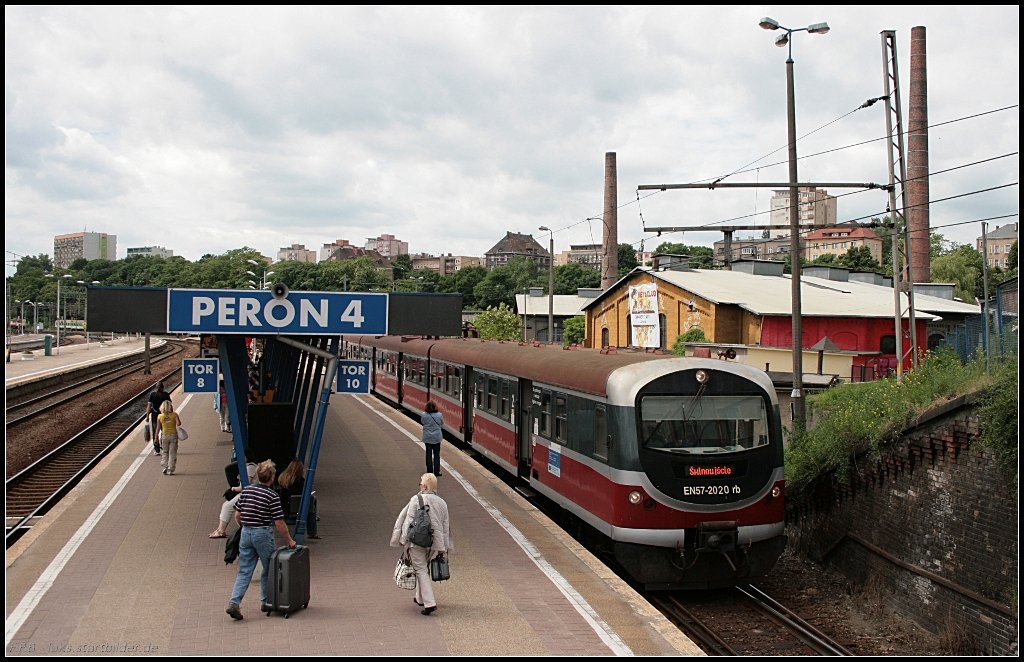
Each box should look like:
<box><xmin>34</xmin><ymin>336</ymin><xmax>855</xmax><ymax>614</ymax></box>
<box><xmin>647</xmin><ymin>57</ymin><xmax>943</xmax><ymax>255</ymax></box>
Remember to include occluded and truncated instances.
<box><xmin>422</xmin><ymin>400</ymin><xmax>444</xmax><ymax>477</ymax></box>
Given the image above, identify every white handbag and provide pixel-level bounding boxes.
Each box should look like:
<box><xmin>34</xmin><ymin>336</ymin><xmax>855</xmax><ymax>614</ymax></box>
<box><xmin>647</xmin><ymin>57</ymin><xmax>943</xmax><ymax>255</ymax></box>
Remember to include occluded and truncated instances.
<box><xmin>394</xmin><ymin>552</ymin><xmax>416</xmax><ymax>590</ymax></box>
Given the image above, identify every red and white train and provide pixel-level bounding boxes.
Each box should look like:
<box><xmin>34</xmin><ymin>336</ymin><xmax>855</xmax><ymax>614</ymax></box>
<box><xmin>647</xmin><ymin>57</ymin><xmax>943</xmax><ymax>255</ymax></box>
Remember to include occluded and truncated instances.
<box><xmin>345</xmin><ymin>335</ymin><xmax>787</xmax><ymax>589</ymax></box>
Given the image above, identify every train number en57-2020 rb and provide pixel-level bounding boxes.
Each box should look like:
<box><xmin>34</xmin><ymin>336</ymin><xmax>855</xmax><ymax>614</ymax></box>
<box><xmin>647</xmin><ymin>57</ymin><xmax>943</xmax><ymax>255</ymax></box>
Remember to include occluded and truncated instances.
<box><xmin>683</xmin><ymin>484</ymin><xmax>742</xmax><ymax>496</ymax></box>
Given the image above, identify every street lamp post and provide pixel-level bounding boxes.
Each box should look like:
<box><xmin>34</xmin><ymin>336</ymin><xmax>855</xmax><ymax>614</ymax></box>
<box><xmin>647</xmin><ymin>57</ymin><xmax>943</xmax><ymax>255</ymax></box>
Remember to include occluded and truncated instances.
<box><xmin>758</xmin><ymin>16</ymin><xmax>829</xmax><ymax>432</ymax></box>
<box><xmin>45</xmin><ymin>273</ymin><xmax>73</xmax><ymax>354</ymax></box>
<box><xmin>28</xmin><ymin>301</ymin><xmax>38</xmax><ymax>335</ymax></box>
<box><xmin>538</xmin><ymin>226</ymin><xmax>555</xmax><ymax>343</ymax></box>
<box><xmin>19</xmin><ymin>299</ymin><xmax>28</xmax><ymax>334</ymax></box>
<box><xmin>77</xmin><ymin>280</ymin><xmax>100</xmax><ymax>347</ymax></box>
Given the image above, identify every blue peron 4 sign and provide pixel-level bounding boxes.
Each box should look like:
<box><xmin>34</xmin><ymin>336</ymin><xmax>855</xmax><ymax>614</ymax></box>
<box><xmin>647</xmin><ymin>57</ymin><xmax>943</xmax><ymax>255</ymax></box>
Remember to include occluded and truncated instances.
<box><xmin>166</xmin><ymin>289</ymin><xmax>388</xmax><ymax>336</ymax></box>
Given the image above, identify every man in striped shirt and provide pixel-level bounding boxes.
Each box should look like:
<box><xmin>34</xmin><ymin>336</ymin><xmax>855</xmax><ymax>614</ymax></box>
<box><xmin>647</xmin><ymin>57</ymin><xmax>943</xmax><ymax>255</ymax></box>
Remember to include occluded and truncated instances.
<box><xmin>226</xmin><ymin>460</ymin><xmax>296</xmax><ymax>620</ymax></box>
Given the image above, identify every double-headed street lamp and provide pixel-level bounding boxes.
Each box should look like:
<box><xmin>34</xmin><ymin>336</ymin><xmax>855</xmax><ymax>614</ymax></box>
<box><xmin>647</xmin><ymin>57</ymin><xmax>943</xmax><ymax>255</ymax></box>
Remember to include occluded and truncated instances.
<box><xmin>538</xmin><ymin>226</ymin><xmax>555</xmax><ymax>343</ymax></box>
<box><xmin>758</xmin><ymin>16</ymin><xmax>829</xmax><ymax>432</ymax></box>
<box><xmin>246</xmin><ymin>259</ymin><xmax>275</xmax><ymax>290</ymax></box>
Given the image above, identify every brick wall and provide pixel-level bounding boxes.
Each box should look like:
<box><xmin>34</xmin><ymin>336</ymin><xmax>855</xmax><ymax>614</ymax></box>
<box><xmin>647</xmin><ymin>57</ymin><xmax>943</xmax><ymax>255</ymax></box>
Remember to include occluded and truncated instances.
<box><xmin>786</xmin><ymin>401</ymin><xmax>1018</xmax><ymax>654</ymax></box>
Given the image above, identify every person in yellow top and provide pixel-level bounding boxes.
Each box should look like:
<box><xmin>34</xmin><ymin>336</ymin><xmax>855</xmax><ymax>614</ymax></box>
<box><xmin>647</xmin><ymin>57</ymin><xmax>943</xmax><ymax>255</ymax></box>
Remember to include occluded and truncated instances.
<box><xmin>157</xmin><ymin>400</ymin><xmax>183</xmax><ymax>475</ymax></box>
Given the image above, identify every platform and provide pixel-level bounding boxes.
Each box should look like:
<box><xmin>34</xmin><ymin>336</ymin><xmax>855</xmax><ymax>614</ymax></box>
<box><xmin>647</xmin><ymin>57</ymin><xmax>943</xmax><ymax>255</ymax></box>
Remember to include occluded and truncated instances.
<box><xmin>5</xmin><ymin>380</ymin><xmax>701</xmax><ymax>655</ymax></box>
<box><xmin>4</xmin><ymin>335</ymin><xmax>159</xmax><ymax>389</ymax></box>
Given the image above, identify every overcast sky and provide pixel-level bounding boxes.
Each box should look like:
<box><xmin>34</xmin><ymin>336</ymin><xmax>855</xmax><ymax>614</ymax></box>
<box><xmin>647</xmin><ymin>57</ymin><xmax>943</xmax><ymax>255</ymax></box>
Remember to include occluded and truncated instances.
<box><xmin>5</xmin><ymin>6</ymin><xmax>1019</xmax><ymax>274</ymax></box>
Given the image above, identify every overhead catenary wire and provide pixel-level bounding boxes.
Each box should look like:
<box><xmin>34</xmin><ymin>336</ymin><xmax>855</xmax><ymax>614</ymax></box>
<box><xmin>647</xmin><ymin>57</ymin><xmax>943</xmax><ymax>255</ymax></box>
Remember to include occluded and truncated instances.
<box><xmin>542</xmin><ymin>104</ymin><xmax>1017</xmax><ymax>254</ymax></box>
<box><xmin>615</xmin><ymin>153</ymin><xmax>1018</xmax><ymax>254</ymax></box>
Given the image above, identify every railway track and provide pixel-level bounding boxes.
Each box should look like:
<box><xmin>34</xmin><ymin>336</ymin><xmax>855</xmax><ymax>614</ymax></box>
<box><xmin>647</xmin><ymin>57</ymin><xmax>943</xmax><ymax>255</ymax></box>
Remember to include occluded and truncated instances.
<box><xmin>5</xmin><ymin>341</ymin><xmax>192</xmax><ymax>547</ymax></box>
<box><xmin>5</xmin><ymin>341</ymin><xmax>184</xmax><ymax>425</ymax></box>
<box><xmin>649</xmin><ymin>585</ymin><xmax>853</xmax><ymax>656</ymax></box>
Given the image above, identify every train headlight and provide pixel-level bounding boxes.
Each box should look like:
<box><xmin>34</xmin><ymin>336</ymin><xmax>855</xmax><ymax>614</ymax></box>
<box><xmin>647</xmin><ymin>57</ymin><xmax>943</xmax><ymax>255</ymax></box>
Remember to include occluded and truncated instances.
<box><xmin>627</xmin><ymin>490</ymin><xmax>643</xmax><ymax>505</ymax></box>
<box><xmin>771</xmin><ymin>486</ymin><xmax>781</xmax><ymax>498</ymax></box>
<box><xmin>695</xmin><ymin>369</ymin><xmax>709</xmax><ymax>384</ymax></box>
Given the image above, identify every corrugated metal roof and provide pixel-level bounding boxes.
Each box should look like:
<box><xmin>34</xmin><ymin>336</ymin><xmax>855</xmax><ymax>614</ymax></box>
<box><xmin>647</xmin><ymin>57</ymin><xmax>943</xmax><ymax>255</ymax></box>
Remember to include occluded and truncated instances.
<box><xmin>515</xmin><ymin>293</ymin><xmax>591</xmax><ymax>317</ymax></box>
<box><xmin>619</xmin><ymin>268</ymin><xmax>955</xmax><ymax>320</ymax></box>
<box><xmin>801</xmin><ymin>275</ymin><xmax>981</xmax><ymax>316</ymax></box>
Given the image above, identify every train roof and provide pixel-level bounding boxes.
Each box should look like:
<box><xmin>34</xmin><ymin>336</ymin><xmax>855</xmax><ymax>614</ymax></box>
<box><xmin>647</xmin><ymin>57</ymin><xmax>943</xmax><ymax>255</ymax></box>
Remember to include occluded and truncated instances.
<box><xmin>350</xmin><ymin>336</ymin><xmax>741</xmax><ymax>398</ymax></box>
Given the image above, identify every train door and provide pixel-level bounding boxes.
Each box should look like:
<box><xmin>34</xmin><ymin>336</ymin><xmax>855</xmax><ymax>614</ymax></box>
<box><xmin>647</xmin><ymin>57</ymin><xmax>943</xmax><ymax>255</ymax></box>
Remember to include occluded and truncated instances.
<box><xmin>517</xmin><ymin>378</ymin><xmax>533</xmax><ymax>479</ymax></box>
<box><xmin>463</xmin><ymin>366</ymin><xmax>474</xmax><ymax>443</ymax></box>
<box><xmin>397</xmin><ymin>351</ymin><xmax>404</xmax><ymax>405</ymax></box>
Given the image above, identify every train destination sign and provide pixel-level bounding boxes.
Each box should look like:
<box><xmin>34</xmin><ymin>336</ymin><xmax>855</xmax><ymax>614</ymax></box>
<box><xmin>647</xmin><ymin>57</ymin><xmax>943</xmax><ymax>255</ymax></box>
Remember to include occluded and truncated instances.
<box><xmin>167</xmin><ymin>289</ymin><xmax>388</xmax><ymax>335</ymax></box>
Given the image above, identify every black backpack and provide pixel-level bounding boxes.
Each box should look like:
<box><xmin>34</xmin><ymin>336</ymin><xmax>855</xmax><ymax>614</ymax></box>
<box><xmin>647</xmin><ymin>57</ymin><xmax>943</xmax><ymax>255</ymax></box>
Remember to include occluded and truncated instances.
<box><xmin>407</xmin><ymin>494</ymin><xmax>434</xmax><ymax>547</ymax></box>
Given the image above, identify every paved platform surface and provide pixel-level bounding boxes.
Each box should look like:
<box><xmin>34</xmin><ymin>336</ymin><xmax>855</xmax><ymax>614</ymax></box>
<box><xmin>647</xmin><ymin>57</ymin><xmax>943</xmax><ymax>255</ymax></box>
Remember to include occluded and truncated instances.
<box><xmin>5</xmin><ymin>376</ymin><xmax>701</xmax><ymax>656</ymax></box>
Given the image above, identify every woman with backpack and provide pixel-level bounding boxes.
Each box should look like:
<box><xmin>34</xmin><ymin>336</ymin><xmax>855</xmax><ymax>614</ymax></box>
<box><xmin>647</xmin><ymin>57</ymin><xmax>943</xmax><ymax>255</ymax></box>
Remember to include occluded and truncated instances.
<box><xmin>390</xmin><ymin>473</ymin><xmax>453</xmax><ymax>615</ymax></box>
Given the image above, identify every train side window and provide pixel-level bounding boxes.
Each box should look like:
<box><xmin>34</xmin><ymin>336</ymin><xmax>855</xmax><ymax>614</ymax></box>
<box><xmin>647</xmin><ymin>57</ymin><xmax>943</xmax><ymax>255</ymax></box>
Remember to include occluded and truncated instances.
<box><xmin>500</xmin><ymin>380</ymin><xmax>510</xmax><ymax>421</ymax></box>
<box><xmin>539</xmin><ymin>391</ymin><xmax>552</xmax><ymax>438</ymax></box>
<box><xmin>554</xmin><ymin>395</ymin><xmax>567</xmax><ymax>442</ymax></box>
<box><xmin>486</xmin><ymin>377</ymin><xmax>498</xmax><ymax>413</ymax></box>
<box><xmin>594</xmin><ymin>404</ymin><xmax>608</xmax><ymax>460</ymax></box>
<box><xmin>475</xmin><ymin>374</ymin><xmax>485</xmax><ymax>409</ymax></box>
<box><xmin>453</xmin><ymin>368</ymin><xmax>462</xmax><ymax>399</ymax></box>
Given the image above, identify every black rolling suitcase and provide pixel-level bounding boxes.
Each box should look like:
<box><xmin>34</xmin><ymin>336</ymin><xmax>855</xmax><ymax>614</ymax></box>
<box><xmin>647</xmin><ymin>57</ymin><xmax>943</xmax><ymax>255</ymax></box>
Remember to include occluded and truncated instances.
<box><xmin>263</xmin><ymin>545</ymin><xmax>310</xmax><ymax>618</ymax></box>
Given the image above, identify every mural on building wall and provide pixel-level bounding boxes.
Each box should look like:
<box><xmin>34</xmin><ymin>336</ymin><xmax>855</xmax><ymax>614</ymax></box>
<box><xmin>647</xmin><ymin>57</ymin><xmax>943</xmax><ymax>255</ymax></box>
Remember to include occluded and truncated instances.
<box><xmin>628</xmin><ymin>283</ymin><xmax>661</xmax><ymax>348</ymax></box>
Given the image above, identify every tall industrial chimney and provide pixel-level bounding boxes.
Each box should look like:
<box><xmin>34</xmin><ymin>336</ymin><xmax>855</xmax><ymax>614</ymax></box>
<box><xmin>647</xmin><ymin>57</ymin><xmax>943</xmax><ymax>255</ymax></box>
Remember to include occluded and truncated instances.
<box><xmin>601</xmin><ymin>152</ymin><xmax>619</xmax><ymax>289</ymax></box>
<box><xmin>907</xmin><ymin>26</ymin><xmax>931</xmax><ymax>283</ymax></box>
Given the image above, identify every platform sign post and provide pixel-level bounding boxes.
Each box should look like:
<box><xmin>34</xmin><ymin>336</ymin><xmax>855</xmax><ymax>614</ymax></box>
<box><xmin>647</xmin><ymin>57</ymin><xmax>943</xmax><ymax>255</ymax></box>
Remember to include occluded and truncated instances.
<box><xmin>336</xmin><ymin>359</ymin><xmax>371</xmax><ymax>395</ymax></box>
<box><xmin>183</xmin><ymin>358</ymin><xmax>219</xmax><ymax>393</ymax></box>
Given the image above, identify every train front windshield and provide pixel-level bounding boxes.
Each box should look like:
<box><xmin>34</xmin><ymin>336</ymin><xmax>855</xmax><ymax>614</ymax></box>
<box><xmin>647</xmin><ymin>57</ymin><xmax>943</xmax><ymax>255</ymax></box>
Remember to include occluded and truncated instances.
<box><xmin>640</xmin><ymin>395</ymin><xmax>769</xmax><ymax>454</ymax></box>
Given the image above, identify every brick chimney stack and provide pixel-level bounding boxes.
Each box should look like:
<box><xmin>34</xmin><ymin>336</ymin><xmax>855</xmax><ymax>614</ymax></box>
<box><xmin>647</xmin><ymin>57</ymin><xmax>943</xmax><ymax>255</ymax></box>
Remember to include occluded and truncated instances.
<box><xmin>907</xmin><ymin>26</ymin><xmax>931</xmax><ymax>283</ymax></box>
<box><xmin>601</xmin><ymin>152</ymin><xmax>619</xmax><ymax>289</ymax></box>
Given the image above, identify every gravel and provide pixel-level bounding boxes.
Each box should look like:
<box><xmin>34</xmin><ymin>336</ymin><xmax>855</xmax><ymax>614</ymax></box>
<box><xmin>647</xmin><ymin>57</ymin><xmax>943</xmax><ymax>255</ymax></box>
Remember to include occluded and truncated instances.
<box><xmin>757</xmin><ymin>547</ymin><xmax>950</xmax><ymax>655</ymax></box>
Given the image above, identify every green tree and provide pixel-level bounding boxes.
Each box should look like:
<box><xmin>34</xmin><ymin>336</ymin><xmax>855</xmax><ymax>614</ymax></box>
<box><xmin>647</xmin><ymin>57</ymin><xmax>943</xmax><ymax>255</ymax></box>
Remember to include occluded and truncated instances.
<box><xmin>392</xmin><ymin>254</ymin><xmax>413</xmax><ymax>281</ymax></box>
<box><xmin>474</xmin><ymin>303</ymin><xmax>521</xmax><ymax>340</ymax></box>
<box><xmin>870</xmin><ymin>218</ymin><xmax>893</xmax><ymax>275</ymax></box>
<box><xmin>617</xmin><ymin>244</ymin><xmax>639</xmax><ymax>277</ymax></box>
<box><xmin>348</xmin><ymin>257</ymin><xmax>392</xmax><ymax>291</ymax></box>
<box><xmin>474</xmin><ymin>257</ymin><xmax>540</xmax><ymax>309</ymax></box>
<box><xmin>7</xmin><ymin>253</ymin><xmax>51</xmax><ymax>302</ymax></box>
<box><xmin>437</xmin><ymin>265</ymin><xmax>487</xmax><ymax>308</ymax></box>
<box><xmin>563</xmin><ymin>315</ymin><xmax>585</xmax><ymax>345</ymax></box>
<box><xmin>931</xmin><ymin>245</ymin><xmax>984</xmax><ymax>301</ymax></box>
<box><xmin>838</xmin><ymin>246</ymin><xmax>881</xmax><ymax>272</ymax></box>
<box><xmin>671</xmin><ymin>328</ymin><xmax>707</xmax><ymax>355</ymax></box>
<box><xmin>78</xmin><ymin>259</ymin><xmax>118</xmax><ymax>285</ymax></box>
<box><xmin>930</xmin><ymin>231</ymin><xmax>952</xmax><ymax>257</ymax></box>
<box><xmin>652</xmin><ymin>242</ymin><xmax>713</xmax><ymax>268</ymax></box>
<box><xmin>781</xmin><ymin>253</ymin><xmax>808</xmax><ymax>275</ymax></box>
<box><xmin>273</xmin><ymin>260</ymin><xmax>321</xmax><ymax>291</ymax></box>
<box><xmin>1007</xmin><ymin>241</ymin><xmax>1018</xmax><ymax>271</ymax></box>
<box><xmin>554</xmin><ymin>263</ymin><xmax>600</xmax><ymax>294</ymax></box>
<box><xmin>810</xmin><ymin>253</ymin><xmax>839</xmax><ymax>265</ymax></box>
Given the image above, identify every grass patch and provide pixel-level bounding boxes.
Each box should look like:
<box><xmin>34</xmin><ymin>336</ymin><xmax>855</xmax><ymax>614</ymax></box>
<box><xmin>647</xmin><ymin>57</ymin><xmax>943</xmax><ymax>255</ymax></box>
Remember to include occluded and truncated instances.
<box><xmin>785</xmin><ymin>348</ymin><xmax>1013</xmax><ymax>495</ymax></box>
